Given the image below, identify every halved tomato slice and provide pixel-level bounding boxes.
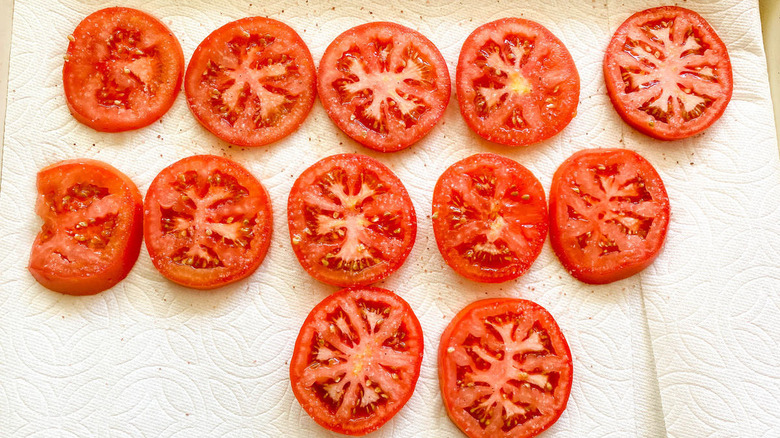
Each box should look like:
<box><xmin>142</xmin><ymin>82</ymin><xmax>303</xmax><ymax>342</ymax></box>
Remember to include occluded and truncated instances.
<box><xmin>185</xmin><ymin>17</ymin><xmax>316</xmax><ymax>147</ymax></box>
<box><xmin>549</xmin><ymin>148</ymin><xmax>670</xmax><ymax>284</ymax></box>
<box><xmin>604</xmin><ymin>6</ymin><xmax>733</xmax><ymax>140</ymax></box>
<box><xmin>143</xmin><ymin>155</ymin><xmax>273</xmax><ymax>289</ymax></box>
<box><xmin>290</xmin><ymin>287</ymin><xmax>424</xmax><ymax>436</ymax></box>
<box><xmin>456</xmin><ymin>18</ymin><xmax>580</xmax><ymax>146</ymax></box>
<box><xmin>63</xmin><ymin>7</ymin><xmax>184</xmax><ymax>132</ymax></box>
<box><xmin>432</xmin><ymin>154</ymin><xmax>548</xmax><ymax>283</ymax></box>
<box><xmin>287</xmin><ymin>154</ymin><xmax>416</xmax><ymax>286</ymax></box>
<box><xmin>439</xmin><ymin>298</ymin><xmax>573</xmax><ymax>438</ymax></box>
<box><xmin>318</xmin><ymin>22</ymin><xmax>451</xmax><ymax>152</ymax></box>
<box><xmin>29</xmin><ymin>159</ymin><xmax>143</xmax><ymax>295</ymax></box>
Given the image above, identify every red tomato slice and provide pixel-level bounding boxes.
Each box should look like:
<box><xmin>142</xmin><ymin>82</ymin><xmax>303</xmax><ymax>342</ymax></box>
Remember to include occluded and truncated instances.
<box><xmin>432</xmin><ymin>154</ymin><xmax>548</xmax><ymax>283</ymax></box>
<box><xmin>318</xmin><ymin>22</ymin><xmax>451</xmax><ymax>152</ymax></box>
<box><xmin>143</xmin><ymin>155</ymin><xmax>273</xmax><ymax>289</ymax></box>
<box><xmin>549</xmin><ymin>148</ymin><xmax>670</xmax><ymax>284</ymax></box>
<box><xmin>28</xmin><ymin>159</ymin><xmax>143</xmax><ymax>295</ymax></box>
<box><xmin>63</xmin><ymin>7</ymin><xmax>184</xmax><ymax>132</ymax></box>
<box><xmin>457</xmin><ymin>18</ymin><xmax>580</xmax><ymax>147</ymax></box>
<box><xmin>290</xmin><ymin>287</ymin><xmax>424</xmax><ymax>436</ymax></box>
<box><xmin>604</xmin><ymin>6</ymin><xmax>733</xmax><ymax>140</ymax></box>
<box><xmin>287</xmin><ymin>154</ymin><xmax>416</xmax><ymax>287</ymax></box>
<box><xmin>185</xmin><ymin>17</ymin><xmax>316</xmax><ymax>147</ymax></box>
<box><xmin>439</xmin><ymin>298</ymin><xmax>573</xmax><ymax>438</ymax></box>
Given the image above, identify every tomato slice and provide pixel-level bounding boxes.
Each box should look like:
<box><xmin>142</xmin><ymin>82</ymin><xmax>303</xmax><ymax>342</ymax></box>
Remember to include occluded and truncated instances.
<box><xmin>63</xmin><ymin>7</ymin><xmax>184</xmax><ymax>132</ymax></box>
<box><xmin>456</xmin><ymin>18</ymin><xmax>580</xmax><ymax>147</ymax></box>
<box><xmin>549</xmin><ymin>148</ymin><xmax>670</xmax><ymax>284</ymax></box>
<box><xmin>28</xmin><ymin>159</ymin><xmax>143</xmax><ymax>295</ymax></box>
<box><xmin>290</xmin><ymin>287</ymin><xmax>424</xmax><ymax>436</ymax></box>
<box><xmin>287</xmin><ymin>154</ymin><xmax>416</xmax><ymax>287</ymax></box>
<box><xmin>439</xmin><ymin>299</ymin><xmax>573</xmax><ymax>438</ymax></box>
<box><xmin>604</xmin><ymin>6</ymin><xmax>733</xmax><ymax>140</ymax></box>
<box><xmin>432</xmin><ymin>154</ymin><xmax>548</xmax><ymax>283</ymax></box>
<box><xmin>143</xmin><ymin>155</ymin><xmax>273</xmax><ymax>289</ymax></box>
<box><xmin>318</xmin><ymin>22</ymin><xmax>451</xmax><ymax>152</ymax></box>
<box><xmin>184</xmin><ymin>17</ymin><xmax>316</xmax><ymax>147</ymax></box>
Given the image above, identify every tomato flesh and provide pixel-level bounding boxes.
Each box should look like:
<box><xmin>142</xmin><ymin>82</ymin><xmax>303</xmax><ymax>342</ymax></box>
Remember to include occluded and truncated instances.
<box><xmin>29</xmin><ymin>159</ymin><xmax>143</xmax><ymax>295</ymax></box>
<box><xmin>63</xmin><ymin>7</ymin><xmax>184</xmax><ymax>132</ymax></box>
<box><xmin>549</xmin><ymin>148</ymin><xmax>670</xmax><ymax>284</ymax></box>
<box><xmin>290</xmin><ymin>287</ymin><xmax>424</xmax><ymax>435</ymax></box>
<box><xmin>439</xmin><ymin>299</ymin><xmax>573</xmax><ymax>438</ymax></box>
<box><xmin>288</xmin><ymin>154</ymin><xmax>416</xmax><ymax>287</ymax></box>
<box><xmin>318</xmin><ymin>22</ymin><xmax>451</xmax><ymax>152</ymax></box>
<box><xmin>457</xmin><ymin>18</ymin><xmax>580</xmax><ymax>146</ymax></box>
<box><xmin>432</xmin><ymin>154</ymin><xmax>548</xmax><ymax>283</ymax></box>
<box><xmin>604</xmin><ymin>6</ymin><xmax>733</xmax><ymax>140</ymax></box>
<box><xmin>185</xmin><ymin>17</ymin><xmax>316</xmax><ymax>147</ymax></box>
<box><xmin>143</xmin><ymin>155</ymin><xmax>273</xmax><ymax>289</ymax></box>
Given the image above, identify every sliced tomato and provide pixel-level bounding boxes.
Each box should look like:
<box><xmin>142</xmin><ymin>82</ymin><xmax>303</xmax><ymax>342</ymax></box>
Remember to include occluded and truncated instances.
<box><xmin>184</xmin><ymin>17</ymin><xmax>316</xmax><ymax>147</ymax></box>
<box><xmin>63</xmin><ymin>7</ymin><xmax>184</xmax><ymax>132</ymax></box>
<box><xmin>28</xmin><ymin>159</ymin><xmax>143</xmax><ymax>295</ymax></box>
<box><xmin>439</xmin><ymin>299</ymin><xmax>573</xmax><ymax>438</ymax></box>
<box><xmin>604</xmin><ymin>6</ymin><xmax>733</xmax><ymax>140</ymax></box>
<box><xmin>143</xmin><ymin>155</ymin><xmax>273</xmax><ymax>289</ymax></box>
<box><xmin>432</xmin><ymin>154</ymin><xmax>548</xmax><ymax>283</ymax></box>
<box><xmin>318</xmin><ymin>22</ymin><xmax>451</xmax><ymax>152</ymax></box>
<box><xmin>456</xmin><ymin>18</ymin><xmax>580</xmax><ymax>147</ymax></box>
<box><xmin>287</xmin><ymin>154</ymin><xmax>416</xmax><ymax>287</ymax></box>
<box><xmin>549</xmin><ymin>148</ymin><xmax>670</xmax><ymax>284</ymax></box>
<box><xmin>290</xmin><ymin>287</ymin><xmax>424</xmax><ymax>435</ymax></box>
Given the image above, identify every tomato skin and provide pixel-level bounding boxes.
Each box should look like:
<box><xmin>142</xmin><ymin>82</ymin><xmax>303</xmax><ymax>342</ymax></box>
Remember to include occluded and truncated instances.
<box><xmin>318</xmin><ymin>22</ymin><xmax>451</xmax><ymax>152</ymax></box>
<box><xmin>603</xmin><ymin>7</ymin><xmax>732</xmax><ymax>140</ymax></box>
<box><xmin>63</xmin><ymin>7</ymin><xmax>184</xmax><ymax>132</ymax></box>
<box><xmin>549</xmin><ymin>148</ymin><xmax>670</xmax><ymax>284</ymax></box>
<box><xmin>290</xmin><ymin>287</ymin><xmax>424</xmax><ymax>436</ymax></box>
<box><xmin>287</xmin><ymin>154</ymin><xmax>417</xmax><ymax>287</ymax></box>
<box><xmin>456</xmin><ymin>18</ymin><xmax>580</xmax><ymax>147</ymax></box>
<box><xmin>185</xmin><ymin>17</ymin><xmax>316</xmax><ymax>147</ymax></box>
<box><xmin>432</xmin><ymin>153</ymin><xmax>548</xmax><ymax>283</ymax></box>
<box><xmin>143</xmin><ymin>155</ymin><xmax>273</xmax><ymax>289</ymax></box>
<box><xmin>28</xmin><ymin>159</ymin><xmax>143</xmax><ymax>295</ymax></box>
<box><xmin>439</xmin><ymin>298</ymin><xmax>573</xmax><ymax>438</ymax></box>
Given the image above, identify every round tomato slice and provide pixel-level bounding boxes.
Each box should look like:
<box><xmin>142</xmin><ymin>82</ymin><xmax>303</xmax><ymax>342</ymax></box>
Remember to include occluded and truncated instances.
<box><xmin>287</xmin><ymin>154</ymin><xmax>416</xmax><ymax>287</ymax></box>
<box><xmin>143</xmin><ymin>155</ymin><xmax>273</xmax><ymax>289</ymax></box>
<box><xmin>185</xmin><ymin>17</ymin><xmax>316</xmax><ymax>147</ymax></box>
<box><xmin>290</xmin><ymin>287</ymin><xmax>424</xmax><ymax>436</ymax></box>
<box><xmin>318</xmin><ymin>22</ymin><xmax>451</xmax><ymax>152</ymax></box>
<box><xmin>63</xmin><ymin>7</ymin><xmax>184</xmax><ymax>132</ymax></box>
<box><xmin>456</xmin><ymin>18</ymin><xmax>580</xmax><ymax>147</ymax></box>
<box><xmin>432</xmin><ymin>154</ymin><xmax>548</xmax><ymax>283</ymax></box>
<box><xmin>439</xmin><ymin>299</ymin><xmax>573</xmax><ymax>438</ymax></box>
<box><xmin>604</xmin><ymin>6</ymin><xmax>733</xmax><ymax>140</ymax></box>
<box><xmin>549</xmin><ymin>148</ymin><xmax>670</xmax><ymax>284</ymax></box>
<box><xmin>28</xmin><ymin>159</ymin><xmax>143</xmax><ymax>295</ymax></box>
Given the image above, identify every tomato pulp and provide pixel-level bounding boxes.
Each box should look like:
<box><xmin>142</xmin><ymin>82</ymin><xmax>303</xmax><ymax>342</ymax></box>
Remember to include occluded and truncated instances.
<box><xmin>29</xmin><ymin>159</ymin><xmax>143</xmax><ymax>295</ymax></box>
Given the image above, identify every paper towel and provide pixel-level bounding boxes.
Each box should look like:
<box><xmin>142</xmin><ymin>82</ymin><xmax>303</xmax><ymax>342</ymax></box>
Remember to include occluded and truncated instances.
<box><xmin>0</xmin><ymin>0</ymin><xmax>776</xmax><ymax>436</ymax></box>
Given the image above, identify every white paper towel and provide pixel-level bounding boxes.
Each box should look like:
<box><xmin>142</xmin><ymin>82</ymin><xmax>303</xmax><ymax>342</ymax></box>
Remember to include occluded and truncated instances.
<box><xmin>0</xmin><ymin>0</ymin><xmax>776</xmax><ymax>437</ymax></box>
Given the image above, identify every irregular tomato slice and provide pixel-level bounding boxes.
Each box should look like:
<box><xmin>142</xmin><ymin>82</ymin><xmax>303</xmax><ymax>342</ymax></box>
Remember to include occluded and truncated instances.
<box><xmin>439</xmin><ymin>299</ymin><xmax>573</xmax><ymax>438</ymax></box>
<box><xmin>185</xmin><ymin>17</ymin><xmax>316</xmax><ymax>147</ymax></box>
<box><xmin>457</xmin><ymin>18</ymin><xmax>580</xmax><ymax>147</ymax></box>
<box><xmin>432</xmin><ymin>154</ymin><xmax>548</xmax><ymax>283</ymax></box>
<box><xmin>63</xmin><ymin>7</ymin><xmax>184</xmax><ymax>132</ymax></box>
<box><xmin>143</xmin><ymin>155</ymin><xmax>273</xmax><ymax>289</ymax></box>
<box><xmin>318</xmin><ymin>22</ymin><xmax>451</xmax><ymax>152</ymax></box>
<box><xmin>28</xmin><ymin>159</ymin><xmax>143</xmax><ymax>295</ymax></box>
<box><xmin>290</xmin><ymin>287</ymin><xmax>424</xmax><ymax>436</ymax></box>
<box><xmin>604</xmin><ymin>6</ymin><xmax>733</xmax><ymax>140</ymax></box>
<box><xmin>549</xmin><ymin>149</ymin><xmax>670</xmax><ymax>284</ymax></box>
<box><xmin>287</xmin><ymin>154</ymin><xmax>416</xmax><ymax>286</ymax></box>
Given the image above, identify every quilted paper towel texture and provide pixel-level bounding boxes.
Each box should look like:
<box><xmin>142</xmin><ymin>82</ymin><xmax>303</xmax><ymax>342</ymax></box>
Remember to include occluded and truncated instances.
<box><xmin>0</xmin><ymin>0</ymin><xmax>774</xmax><ymax>436</ymax></box>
